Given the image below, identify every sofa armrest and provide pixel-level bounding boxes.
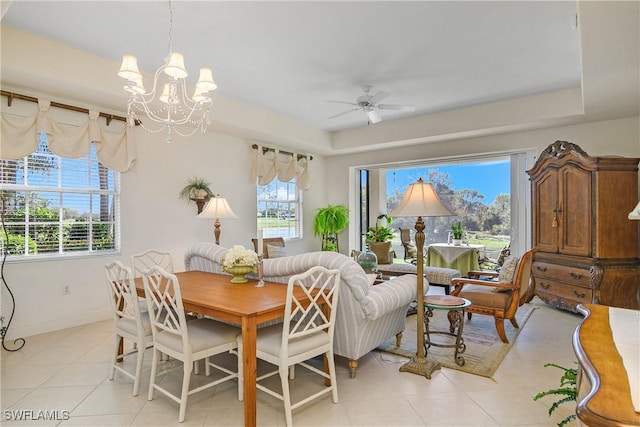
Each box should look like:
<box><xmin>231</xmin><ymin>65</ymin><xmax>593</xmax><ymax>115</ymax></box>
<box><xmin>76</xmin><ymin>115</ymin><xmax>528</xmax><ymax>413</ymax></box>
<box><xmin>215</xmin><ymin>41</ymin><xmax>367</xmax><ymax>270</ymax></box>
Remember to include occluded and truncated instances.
<box><xmin>184</xmin><ymin>242</ymin><xmax>227</xmax><ymax>273</ymax></box>
<box><xmin>361</xmin><ymin>274</ymin><xmax>417</xmax><ymax>320</ymax></box>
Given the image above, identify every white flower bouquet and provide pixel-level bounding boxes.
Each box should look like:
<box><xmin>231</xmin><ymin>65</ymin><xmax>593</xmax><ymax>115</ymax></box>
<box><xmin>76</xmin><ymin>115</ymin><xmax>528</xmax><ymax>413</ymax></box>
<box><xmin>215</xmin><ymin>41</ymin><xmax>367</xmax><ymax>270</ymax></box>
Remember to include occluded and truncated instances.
<box><xmin>222</xmin><ymin>245</ymin><xmax>259</xmax><ymax>269</ymax></box>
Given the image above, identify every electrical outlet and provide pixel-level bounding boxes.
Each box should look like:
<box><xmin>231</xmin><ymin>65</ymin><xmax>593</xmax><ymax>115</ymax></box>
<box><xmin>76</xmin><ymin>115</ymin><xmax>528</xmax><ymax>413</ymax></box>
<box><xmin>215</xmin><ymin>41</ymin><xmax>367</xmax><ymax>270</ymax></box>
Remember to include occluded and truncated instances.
<box><xmin>63</xmin><ymin>284</ymin><xmax>71</xmax><ymax>295</ymax></box>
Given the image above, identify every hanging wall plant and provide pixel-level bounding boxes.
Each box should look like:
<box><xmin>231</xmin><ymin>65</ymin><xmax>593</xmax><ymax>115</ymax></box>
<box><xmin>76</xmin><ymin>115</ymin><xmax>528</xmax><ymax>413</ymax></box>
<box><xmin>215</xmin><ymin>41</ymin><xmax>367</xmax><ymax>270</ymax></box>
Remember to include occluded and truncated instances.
<box><xmin>179</xmin><ymin>176</ymin><xmax>214</xmax><ymax>202</ymax></box>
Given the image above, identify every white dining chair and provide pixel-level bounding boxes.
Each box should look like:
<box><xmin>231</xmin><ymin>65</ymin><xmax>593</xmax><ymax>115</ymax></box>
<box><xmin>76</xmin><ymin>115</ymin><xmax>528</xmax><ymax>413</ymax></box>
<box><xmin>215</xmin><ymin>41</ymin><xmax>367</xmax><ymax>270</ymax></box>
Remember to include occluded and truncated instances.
<box><xmin>105</xmin><ymin>261</ymin><xmax>153</xmax><ymax>397</ymax></box>
<box><xmin>238</xmin><ymin>265</ymin><xmax>341</xmax><ymax>427</ymax></box>
<box><xmin>131</xmin><ymin>249</ymin><xmax>173</xmax><ymax>278</ymax></box>
<box><xmin>142</xmin><ymin>266</ymin><xmax>241</xmax><ymax>423</ymax></box>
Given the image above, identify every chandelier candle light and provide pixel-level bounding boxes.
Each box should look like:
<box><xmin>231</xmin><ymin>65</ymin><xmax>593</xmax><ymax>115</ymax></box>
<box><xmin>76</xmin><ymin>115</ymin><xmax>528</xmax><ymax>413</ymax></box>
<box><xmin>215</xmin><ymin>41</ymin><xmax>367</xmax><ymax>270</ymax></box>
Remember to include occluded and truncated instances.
<box><xmin>197</xmin><ymin>195</ymin><xmax>238</xmax><ymax>245</ymax></box>
<box><xmin>118</xmin><ymin>1</ymin><xmax>217</xmax><ymax>143</ymax></box>
<box><xmin>389</xmin><ymin>178</ymin><xmax>455</xmax><ymax>379</ymax></box>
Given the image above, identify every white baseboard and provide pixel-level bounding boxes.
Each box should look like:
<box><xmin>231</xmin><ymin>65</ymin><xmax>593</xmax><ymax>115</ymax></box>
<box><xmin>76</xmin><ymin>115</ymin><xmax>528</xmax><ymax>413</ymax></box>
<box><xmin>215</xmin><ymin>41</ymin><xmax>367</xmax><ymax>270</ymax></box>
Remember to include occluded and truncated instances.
<box><xmin>3</xmin><ymin>309</ymin><xmax>112</xmax><ymax>340</ymax></box>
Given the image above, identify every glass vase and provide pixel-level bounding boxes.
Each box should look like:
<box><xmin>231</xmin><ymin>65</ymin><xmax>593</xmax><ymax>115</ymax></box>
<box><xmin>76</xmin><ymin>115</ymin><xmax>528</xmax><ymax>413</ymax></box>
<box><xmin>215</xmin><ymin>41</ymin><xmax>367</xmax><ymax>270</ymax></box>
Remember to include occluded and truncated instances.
<box><xmin>358</xmin><ymin>247</ymin><xmax>378</xmax><ymax>274</ymax></box>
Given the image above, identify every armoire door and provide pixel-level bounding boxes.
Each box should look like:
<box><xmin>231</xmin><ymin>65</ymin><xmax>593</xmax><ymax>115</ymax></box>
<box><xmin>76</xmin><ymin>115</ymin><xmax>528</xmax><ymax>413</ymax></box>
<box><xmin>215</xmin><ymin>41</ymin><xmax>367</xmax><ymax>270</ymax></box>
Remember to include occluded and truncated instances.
<box><xmin>533</xmin><ymin>169</ymin><xmax>559</xmax><ymax>253</ymax></box>
<box><xmin>558</xmin><ymin>165</ymin><xmax>592</xmax><ymax>256</ymax></box>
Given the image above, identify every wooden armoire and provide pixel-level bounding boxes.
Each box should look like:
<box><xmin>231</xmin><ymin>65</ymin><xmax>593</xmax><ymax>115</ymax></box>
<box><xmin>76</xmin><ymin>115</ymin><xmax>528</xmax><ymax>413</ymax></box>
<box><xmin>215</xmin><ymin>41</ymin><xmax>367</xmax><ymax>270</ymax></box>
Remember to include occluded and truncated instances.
<box><xmin>527</xmin><ymin>141</ymin><xmax>640</xmax><ymax>312</ymax></box>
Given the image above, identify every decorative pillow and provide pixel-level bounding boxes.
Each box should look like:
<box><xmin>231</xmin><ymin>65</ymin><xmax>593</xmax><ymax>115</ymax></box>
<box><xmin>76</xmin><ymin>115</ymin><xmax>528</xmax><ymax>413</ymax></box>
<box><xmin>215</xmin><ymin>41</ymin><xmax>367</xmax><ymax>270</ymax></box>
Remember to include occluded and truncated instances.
<box><xmin>267</xmin><ymin>244</ymin><xmax>287</xmax><ymax>258</ymax></box>
<box><xmin>493</xmin><ymin>256</ymin><xmax>519</xmax><ymax>292</ymax></box>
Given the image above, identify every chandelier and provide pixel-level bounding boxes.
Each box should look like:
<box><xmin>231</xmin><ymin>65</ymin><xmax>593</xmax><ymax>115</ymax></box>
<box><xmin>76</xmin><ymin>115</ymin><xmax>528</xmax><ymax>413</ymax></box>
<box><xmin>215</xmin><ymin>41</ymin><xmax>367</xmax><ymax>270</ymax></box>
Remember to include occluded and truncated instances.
<box><xmin>117</xmin><ymin>1</ymin><xmax>217</xmax><ymax>143</ymax></box>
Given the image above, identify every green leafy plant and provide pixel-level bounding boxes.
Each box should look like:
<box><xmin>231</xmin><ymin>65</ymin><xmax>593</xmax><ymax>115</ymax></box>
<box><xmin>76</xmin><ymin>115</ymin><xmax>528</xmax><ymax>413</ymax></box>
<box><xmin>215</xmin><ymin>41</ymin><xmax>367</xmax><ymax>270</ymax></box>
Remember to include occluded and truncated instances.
<box><xmin>366</xmin><ymin>214</ymin><xmax>394</xmax><ymax>242</ymax></box>
<box><xmin>533</xmin><ymin>363</ymin><xmax>577</xmax><ymax>427</ymax></box>
<box><xmin>178</xmin><ymin>176</ymin><xmax>214</xmax><ymax>202</ymax></box>
<box><xmin>313</xmin><ymin>205</ymin><xmax>349</xmax><ymax>251</ymax></box>
<box><xmin>450</xmin><ymin>221</ymin><xmax>463</xmax><ymax>239</ymax></box>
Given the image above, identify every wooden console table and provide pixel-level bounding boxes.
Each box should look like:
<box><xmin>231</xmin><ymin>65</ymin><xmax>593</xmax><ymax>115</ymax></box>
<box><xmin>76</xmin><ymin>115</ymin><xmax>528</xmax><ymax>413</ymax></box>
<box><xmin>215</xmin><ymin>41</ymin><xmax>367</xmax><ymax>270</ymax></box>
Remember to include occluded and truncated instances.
<box><xmin>573</xmin><ymin>304</ymin><xmax>640</xmax><ymax>426</ymax></box>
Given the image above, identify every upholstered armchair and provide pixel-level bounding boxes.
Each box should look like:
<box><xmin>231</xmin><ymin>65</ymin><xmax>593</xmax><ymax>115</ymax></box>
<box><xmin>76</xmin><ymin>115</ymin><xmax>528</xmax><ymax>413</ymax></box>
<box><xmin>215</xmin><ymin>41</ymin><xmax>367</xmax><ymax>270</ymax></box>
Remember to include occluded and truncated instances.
<box><xmin>184</xmin><ymin>242</ymin><xmax>418</xmax><ymax>378</ymax></box>
<box><xmin>450</xmin><ymin>248</ymin><xmax>535</xmax><ymax>343</ymax></box>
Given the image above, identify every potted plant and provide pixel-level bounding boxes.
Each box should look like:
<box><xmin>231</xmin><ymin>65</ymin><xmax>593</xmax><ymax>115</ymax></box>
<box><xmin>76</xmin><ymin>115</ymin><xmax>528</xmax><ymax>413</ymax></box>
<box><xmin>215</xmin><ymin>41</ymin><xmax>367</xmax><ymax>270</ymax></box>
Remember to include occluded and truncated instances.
<box><xmin>450</xmin><ymin>221</ymin><xmax>463</xmax><ymax>245</ymax></box>
<box><xmin>313</xmin><ymin>205</ymin><xmax>349</xmax><ymax>252</ymax></box>
<box><xmin>366</xmin><ymin>214</ymin><xmax>395</xmax><ymax>264</ymax></box>
<box><xmin>179</xmin><ymin>176</ymin><xmax>214</xmax><ymax>202</ymax></box>
<box><xmin>533</xmin><ymin>363</ymin><xmax>577</xmax><ymax>427</ymax></box>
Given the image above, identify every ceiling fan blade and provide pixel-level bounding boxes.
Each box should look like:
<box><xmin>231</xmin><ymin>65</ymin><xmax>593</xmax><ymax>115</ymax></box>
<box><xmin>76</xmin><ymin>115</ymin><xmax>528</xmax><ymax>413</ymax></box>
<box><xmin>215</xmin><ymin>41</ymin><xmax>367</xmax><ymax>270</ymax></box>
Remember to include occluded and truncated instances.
<box><xmin>327</xmin><ymin>100</ymin><xmax>358</xmax><ymax>106</ymax></box>
<box><xmin>367</xmin><ymin>110</ymin><xmax>382</xmax><ymax>124</ymax></box>
<box><xmin>369</xmin><ymin>90</ymin><xmax>390</xmax><ymax>105</ymax></box>
<box><xmin>377</xmin><ymin>104</ymin><xmax>416</xmax><ymax>112</ymax></box>
<box><xmin>328</xmin><ymin>108</ymin><xmax>360</xmax><ymax>120</ymax></box>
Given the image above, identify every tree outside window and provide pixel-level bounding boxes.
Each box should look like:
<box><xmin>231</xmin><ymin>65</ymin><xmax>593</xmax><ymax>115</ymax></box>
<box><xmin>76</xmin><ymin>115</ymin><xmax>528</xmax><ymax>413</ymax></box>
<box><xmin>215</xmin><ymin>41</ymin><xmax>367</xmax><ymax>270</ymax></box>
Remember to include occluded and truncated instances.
<box><xmin>1</xmin><ymin>134</ymin><xmax>119</xmax><ymax>258</ymax></box>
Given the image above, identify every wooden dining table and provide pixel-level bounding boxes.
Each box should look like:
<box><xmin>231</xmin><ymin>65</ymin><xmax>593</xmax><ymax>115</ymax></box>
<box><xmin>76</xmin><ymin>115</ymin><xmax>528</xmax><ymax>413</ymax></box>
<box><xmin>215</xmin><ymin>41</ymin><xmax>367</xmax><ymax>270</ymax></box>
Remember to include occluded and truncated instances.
<box><xmin>134</xmin><ymin>270</ymin><xmax>310</xmax><ymax>427</ymax></box>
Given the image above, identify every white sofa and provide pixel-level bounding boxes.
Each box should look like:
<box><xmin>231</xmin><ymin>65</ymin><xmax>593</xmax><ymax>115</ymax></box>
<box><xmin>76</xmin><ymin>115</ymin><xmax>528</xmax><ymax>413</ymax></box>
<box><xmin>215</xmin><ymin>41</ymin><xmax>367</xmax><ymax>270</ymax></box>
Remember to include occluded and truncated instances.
<box><xmin>184</xmin><ymin>242</ymin><xmax>419</xmax><ymax>378</ymax></box>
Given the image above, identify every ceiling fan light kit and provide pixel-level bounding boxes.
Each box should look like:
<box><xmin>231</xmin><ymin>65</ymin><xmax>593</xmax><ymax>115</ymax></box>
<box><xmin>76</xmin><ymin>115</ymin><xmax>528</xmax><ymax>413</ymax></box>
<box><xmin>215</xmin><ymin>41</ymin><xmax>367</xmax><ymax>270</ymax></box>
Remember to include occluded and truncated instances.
<box><xmin>328</xmin><ymin>85</ymin><xmax>416</xmax><ymax>125</ymax></box>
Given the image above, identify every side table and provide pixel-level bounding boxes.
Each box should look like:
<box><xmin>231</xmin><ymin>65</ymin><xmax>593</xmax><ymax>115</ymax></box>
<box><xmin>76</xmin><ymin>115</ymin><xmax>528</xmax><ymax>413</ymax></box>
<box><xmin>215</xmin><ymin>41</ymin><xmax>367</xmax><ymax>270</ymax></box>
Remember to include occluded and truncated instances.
<box><xmin>423</xmin><ymin>295</ymin><xmax>472</xmax><ymax>367</ymax></box>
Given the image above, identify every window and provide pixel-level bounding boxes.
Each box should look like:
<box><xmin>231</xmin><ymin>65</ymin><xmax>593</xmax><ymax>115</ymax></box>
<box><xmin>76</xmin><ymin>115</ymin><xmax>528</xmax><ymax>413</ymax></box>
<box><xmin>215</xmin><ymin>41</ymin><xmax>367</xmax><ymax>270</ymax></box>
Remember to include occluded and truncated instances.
<box><xmin>257</xmin><ymin>178</ymin><xmax>302</xmax><ymax>239</ymax></box>
<box><xmin>354</xmin><ymin>150</ymin><xmax>535</xmax><ymax>258</ymax></box>
<box><xmin>0</xmin><ymin>134</ymin><xmax>120</xmax><ymax>259</ymax></box>
<box><xmin>385</xmin><ymin>159</ymin><xmax>511</xmax><ymax>251</ymax></box>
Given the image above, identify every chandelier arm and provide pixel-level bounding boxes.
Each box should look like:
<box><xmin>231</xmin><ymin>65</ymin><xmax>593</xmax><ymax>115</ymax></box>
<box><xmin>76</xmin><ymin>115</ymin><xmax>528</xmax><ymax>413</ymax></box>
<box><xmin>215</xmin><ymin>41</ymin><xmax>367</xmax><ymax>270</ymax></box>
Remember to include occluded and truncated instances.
<box><xmin>177</xmin><ymin>79</ymin><xmax>212</xmax><ymax>107</ymax></box>
<box><xmin>134</xmin><ymin>66</ymin><xmax>169</xmax><ymax>104</ymax></box>
<box><xmin>131</xmin><ymin>99</ymin><xmax>179</xmax><ymax>126</ymax></box>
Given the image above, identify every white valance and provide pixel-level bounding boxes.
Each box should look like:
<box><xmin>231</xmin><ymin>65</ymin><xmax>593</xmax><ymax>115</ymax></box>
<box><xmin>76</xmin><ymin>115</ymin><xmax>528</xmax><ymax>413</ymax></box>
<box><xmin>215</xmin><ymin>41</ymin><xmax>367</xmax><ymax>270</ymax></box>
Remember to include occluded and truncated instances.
<box><xmin>1</xmin><ymin>98</ymin><xmax>137</xmax><ymax>172</ymax></box>
<box><xmin>249</xmin><ymin>143</ymin><xmax>312</xmax><ymax>190</ymax></box>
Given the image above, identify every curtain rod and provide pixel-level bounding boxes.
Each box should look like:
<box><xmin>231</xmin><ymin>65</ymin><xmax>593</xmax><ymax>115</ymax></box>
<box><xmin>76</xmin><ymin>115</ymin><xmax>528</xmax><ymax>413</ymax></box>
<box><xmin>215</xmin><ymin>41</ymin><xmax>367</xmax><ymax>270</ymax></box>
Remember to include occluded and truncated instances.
<box><xmin>0</xmin><ymin>90</ymin><xmax>138</xmax><ymax>126</ymax></box>
<box><xmin>251</xmin><ymin>144</ymin><xmax>313</xmax><ymax>161</ymax></box>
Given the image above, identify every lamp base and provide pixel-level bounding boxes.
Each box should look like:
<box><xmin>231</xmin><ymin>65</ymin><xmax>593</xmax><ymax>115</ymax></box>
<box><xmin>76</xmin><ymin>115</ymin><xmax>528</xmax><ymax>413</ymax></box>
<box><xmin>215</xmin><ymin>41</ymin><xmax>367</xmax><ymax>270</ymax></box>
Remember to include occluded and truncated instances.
<box><xmin>399</xmin><ymin>356</ymin><xmax>440</xmax><ymax>379</ymax></box>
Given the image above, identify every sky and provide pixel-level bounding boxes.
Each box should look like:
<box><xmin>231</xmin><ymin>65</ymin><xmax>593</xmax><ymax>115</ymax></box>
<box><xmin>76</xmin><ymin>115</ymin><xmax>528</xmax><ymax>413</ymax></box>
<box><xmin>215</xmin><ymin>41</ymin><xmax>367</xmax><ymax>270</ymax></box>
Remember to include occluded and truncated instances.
<box><xmin>386</xmin><ymin>159</ymin><xmax>510</xmax><ymax>205</ymax></box>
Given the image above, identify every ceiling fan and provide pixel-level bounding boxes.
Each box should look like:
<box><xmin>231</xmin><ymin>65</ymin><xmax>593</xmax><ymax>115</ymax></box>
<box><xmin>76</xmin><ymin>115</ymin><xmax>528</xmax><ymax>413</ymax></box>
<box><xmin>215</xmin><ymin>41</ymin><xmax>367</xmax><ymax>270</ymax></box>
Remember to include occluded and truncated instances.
<box><xmin>328</xmin><ymin>85</ymin><xmax>416</xmax><ymax>124</ymax></box>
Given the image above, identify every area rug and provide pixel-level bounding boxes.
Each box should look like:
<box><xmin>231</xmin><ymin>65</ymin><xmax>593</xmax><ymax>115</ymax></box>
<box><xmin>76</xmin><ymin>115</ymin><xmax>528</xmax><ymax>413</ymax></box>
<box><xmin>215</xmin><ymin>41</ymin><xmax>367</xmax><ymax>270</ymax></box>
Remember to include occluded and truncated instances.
<box><xmin>376</xmin><ymin>304</ymin><xmax>536</xmax><ymax>378</ymax></box>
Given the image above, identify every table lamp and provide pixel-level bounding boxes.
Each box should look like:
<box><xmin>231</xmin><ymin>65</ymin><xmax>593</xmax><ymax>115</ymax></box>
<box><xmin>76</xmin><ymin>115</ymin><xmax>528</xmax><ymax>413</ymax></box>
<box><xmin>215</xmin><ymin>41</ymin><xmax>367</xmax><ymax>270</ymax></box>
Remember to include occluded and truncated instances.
<box><xmin>389</xmin><ymin>177</ymin><xmax>454</xmax><ymax>378</ymax></box>
<box><xmin>197</xmin><ymin>194</ymin><xmax>238</xmax><ymax>245</ymax></box>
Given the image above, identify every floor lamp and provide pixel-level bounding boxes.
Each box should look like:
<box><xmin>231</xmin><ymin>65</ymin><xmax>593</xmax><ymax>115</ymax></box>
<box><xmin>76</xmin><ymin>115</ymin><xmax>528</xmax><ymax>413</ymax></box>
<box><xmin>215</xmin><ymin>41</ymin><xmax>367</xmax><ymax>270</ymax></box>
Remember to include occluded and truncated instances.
<box><xmin>197</xmin><ymin>194</ymin><xmax>238</xmax><ymax>245</ymax></box>
<box><xmin>389</xmin><ymin>178</ymin><xmax>454</xmax><ymax>378</ymax></box>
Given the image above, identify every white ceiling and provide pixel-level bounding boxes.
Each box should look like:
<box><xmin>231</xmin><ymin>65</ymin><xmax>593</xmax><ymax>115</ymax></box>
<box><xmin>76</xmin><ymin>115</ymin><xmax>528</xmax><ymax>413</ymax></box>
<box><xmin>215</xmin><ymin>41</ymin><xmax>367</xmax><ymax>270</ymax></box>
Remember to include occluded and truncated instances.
<box><xmin>1</xmin><ymin>0</ymin><xmax>583</xmax><ymax>133</ymax></box>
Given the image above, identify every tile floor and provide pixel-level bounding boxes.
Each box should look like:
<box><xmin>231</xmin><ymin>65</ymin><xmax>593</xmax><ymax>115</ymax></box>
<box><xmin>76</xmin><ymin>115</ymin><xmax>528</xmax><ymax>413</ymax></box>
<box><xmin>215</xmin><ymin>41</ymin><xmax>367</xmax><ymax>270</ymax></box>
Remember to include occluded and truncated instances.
<box><xmin>1</xmin><ymin>295</ymin><xmax>581</xmax><ymax>426</ymax></box>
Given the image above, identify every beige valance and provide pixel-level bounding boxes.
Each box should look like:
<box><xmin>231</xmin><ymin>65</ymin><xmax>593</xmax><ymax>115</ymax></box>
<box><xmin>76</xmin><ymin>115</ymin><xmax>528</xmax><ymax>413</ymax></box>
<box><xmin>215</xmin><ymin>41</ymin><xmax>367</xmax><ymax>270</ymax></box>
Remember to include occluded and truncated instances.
<box><xmin>1</xmin><ymin>98</ymin><xmax>137</xmax><ymax>172</ymax></box>
<box><xmin>249</xmin><ymin>143</ymin><xmax>312</xmax><ymax>190</ymax></box>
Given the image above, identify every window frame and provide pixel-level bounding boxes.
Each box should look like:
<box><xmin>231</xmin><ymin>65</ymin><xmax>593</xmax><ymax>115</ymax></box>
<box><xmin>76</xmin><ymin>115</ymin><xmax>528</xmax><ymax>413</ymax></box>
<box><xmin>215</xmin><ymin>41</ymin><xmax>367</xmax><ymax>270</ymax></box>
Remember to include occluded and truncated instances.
<box><xmin>256</xmin><ymin>177</ymin><xmax>303</xmax><ymax>240</ymax></box>
<box><xmin>349</xmin><ymin>149</ymin><xmax>535</xmax><ymax>257</ymax></box>
<box><xmin>0</xmin><ymin>136</ymin><xmax>121</xmax><ymax>261</ymax></box>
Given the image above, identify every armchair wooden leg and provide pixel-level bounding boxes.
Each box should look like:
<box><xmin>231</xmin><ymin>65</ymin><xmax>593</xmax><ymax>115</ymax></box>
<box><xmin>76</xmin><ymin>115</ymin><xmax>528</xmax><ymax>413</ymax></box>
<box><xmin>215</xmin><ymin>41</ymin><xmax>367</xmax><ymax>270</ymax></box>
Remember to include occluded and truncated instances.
<box><xmin>395</xmin><ymin>331</ymin><xmax>403</xmax><ymax>347</ymax></box>
<box><xmin>495</xmin><ymin>318</ymin><xmax>509</xmax><ymax>343</ymax></box>
<box><xmin>509</xmin><ymin>317</ymin><xmax>519</xmax><ymax>329</ymax></box>
<box><xmin>348</xmin><ymin>359</ymin><xmax>358</xmax><ymax>379</ymax></box>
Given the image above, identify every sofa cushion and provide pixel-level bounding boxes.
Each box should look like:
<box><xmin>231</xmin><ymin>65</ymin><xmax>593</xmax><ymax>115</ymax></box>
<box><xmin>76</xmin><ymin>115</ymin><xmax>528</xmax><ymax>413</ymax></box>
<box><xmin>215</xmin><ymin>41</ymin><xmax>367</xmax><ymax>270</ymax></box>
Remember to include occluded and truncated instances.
<box><xmin>458</xmin><ymin>284</ymin><xmax>513</xmax><ymax>307</ymax></box>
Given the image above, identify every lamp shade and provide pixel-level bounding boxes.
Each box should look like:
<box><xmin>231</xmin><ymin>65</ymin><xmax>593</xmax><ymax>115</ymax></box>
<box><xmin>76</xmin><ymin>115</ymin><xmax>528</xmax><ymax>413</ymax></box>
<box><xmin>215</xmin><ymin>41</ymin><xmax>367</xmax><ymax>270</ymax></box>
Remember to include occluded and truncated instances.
<box><xmin>164</xmin><ymin>52</ymin><xmax>188</xmax><ymax>78</ymax></box>
<box><xmin>197</xmin><ymin>195</ymin><xmax>239</xmax><ymax>219</ymax></box>
<box><xmin>195</xmin><ymin>67</ymin><xmax>217</xmax><ymax>92</ymax></box>
<box><xmin>390</xmin><ymin>178</ymin><xmax>454</xmax><ymax>218</ymax></box>
<box><xmin>118</xmin><ymin>55</ymin><xmax>142</xmax><ymax>80</ymax></box>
